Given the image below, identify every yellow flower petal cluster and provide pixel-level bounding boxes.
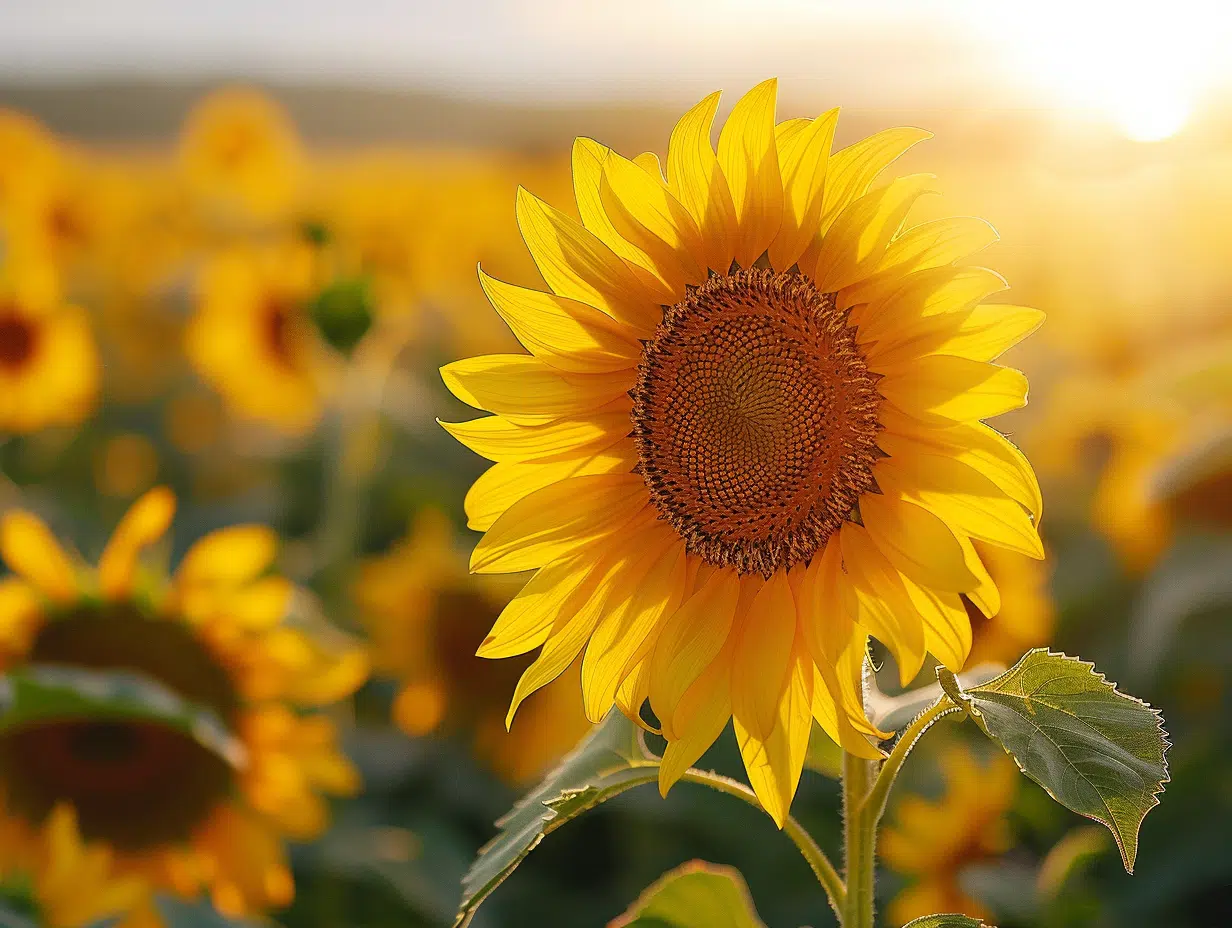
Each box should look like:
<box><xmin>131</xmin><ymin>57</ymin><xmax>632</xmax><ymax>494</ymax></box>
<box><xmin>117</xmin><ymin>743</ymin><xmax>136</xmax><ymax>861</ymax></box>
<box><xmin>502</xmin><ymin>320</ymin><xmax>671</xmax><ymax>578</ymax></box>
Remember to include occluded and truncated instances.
<box><xmin>0</xmin><ymin>488</ymin><xmax>368</xmax><ymax>921</ymax></box>
<box><xmin>881</xmin><ymin>746</ymin><xmax>1016</xmax><ymax>925</ymax></box>
<box><xmin>441</xmin><ymin>80</ymin><xmax>1044</xmax><ymax>825</ymax></box>
<box><xmin>354</xmin><ymin>510</ymin><xmax>592</xmax><ymax>784</ymax></box>
<box><xmin>965</xmin><ymin>542</ymin><xmax>1054</xmax><ymax>670</ymax></box>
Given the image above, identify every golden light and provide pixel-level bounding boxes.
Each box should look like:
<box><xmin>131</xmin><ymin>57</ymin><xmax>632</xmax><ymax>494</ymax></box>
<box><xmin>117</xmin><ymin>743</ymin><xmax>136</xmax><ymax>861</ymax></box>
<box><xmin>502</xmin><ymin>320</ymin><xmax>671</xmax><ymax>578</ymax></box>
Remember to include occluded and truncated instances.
<box><xmin>968</xmin><ymin>1</ymin><xmax>1228</xmax><ymax>142</ymax></box>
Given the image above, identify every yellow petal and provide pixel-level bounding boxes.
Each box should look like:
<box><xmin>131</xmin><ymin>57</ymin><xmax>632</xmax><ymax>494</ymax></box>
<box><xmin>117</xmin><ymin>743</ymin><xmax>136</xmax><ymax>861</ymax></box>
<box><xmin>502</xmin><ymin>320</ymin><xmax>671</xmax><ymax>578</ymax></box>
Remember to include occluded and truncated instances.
<box><xmin>879</xmin><ymin>355</ymin><xmax>1028</xmax><ymax>424</ymax></box>
<box><xmin>463</xmin><ymin>441</ymin><xmax>635</xmax><ymax>531</ymax></box>
<box><xmin>470</xmin><ymin>473</ymin><xmax>649</xmax><ymax>574</ymax></box>
<box><xmin>717</xmin><ymin>78</ymin><xmax>783</xmax><ymax>267</ymax></box>
<box><xmin>0</xmin><ymin>510</ymin><xmax>78</xmax><ymax>602</ymax></box>
<box><xmin>810</xmin><ymin>661</ymin><xmax>884</xmax><ymax>759</ymax></box>
<box><xmin>516</xmin><ymin>186</ymin><xmax>663</xmax><ymax>334</ymax></box>
<box><xmin>658</xmin><ymin>647</ymin><xmax>733</xmax><ymax>796</ymax></box>
<box><xmin>438</xmin><ymin>412</ymin><xmax>628</xmax><ymax>464</ymax></box>
<box><xmin>505</xmin><ymin>533</ymin><xmax>653</xmax><ymax>725</ymax></box>
<box><xmin>228</xmin><ymin>576</ymin><xmax>293</xmax><ymax>629</ymax></box>
<box><xmin>734</xmin><ymin>642</ymin><xmax>813</xmax><ymax>827</ymax></box>
<box><xmin>797</xmin><ymin>538</ymin><xmax>853</xmax><ymax>665</ymax></box>
<box><xmin>615</xmin><ymin>655</ymin><xmax>654</xmax><ymax>730</ymax></box>
<box><xmin>840</xmin><ymin>216</ymin><xmax>998</xmax><ymax>307</ymax></box>
<box><xmin>478</xmin><ymin>268</ymin><xmax>642</xmax><ymax>373</ymax></box>
<box><xmin>769</xmin><ymin>107</ymin><xmax>838</xmax><ymax>271</ymax></box>
<box><xmin>441</xmin><ymin>354</ymin><xmax>632</xmax><ymax>425</ymax></box>
<box><xmin>178</xmin><ymin>525</ymin><xmax>277</xmax><ymax>587</ymax></box>
<box><xmin>820</xmin><ymin>126</ymin><xmax>932</xmax><ymax>235</ymax></box>
<box><xmin>632</xmin><ymin>151</ymin><xmax>664</xmax><ymax>180</ymax></box>
<box><xmin>600</xmin><ymin>147</ymin><xmax>706</xmax><ymax>290</ymax></box>
<box><xmin>98</xmin><ymin>486</ymin><xmax>176</xmax><ymax>599</ymax></box>
<box><xmin>879</xmin><ymin>454</ymin><xmax>1045</xmax><ymax>559</ymax></box>
<box><xmin>581</xmin><ymin>537</ymin><xmax>685</xmax><ymax>722</ymax></box>
<box><xmin>838</xmin><ymin>524</ymin><xmax>926</xmax><ymax>683</ymax></box>
<box><xmin>859</xmin><ymin>491</ymin><xmax>979</xmax><ymax>592</ymax></box>
<box><xmin>730</xmin><ymin>572</ymin><xmax>796</xmax><ymax>741</ymax></box>
<box><xmin>477</xmin><ymin>555</ymin><xmax>599</xmax><ymax>659</ymax></box>
<box><xmin>878</xmin><ymin>407</ymin><xmax>1043</xmax><ymax>520</ymax></box>
<box><xmin>0</xmin><ymin>577</ymin><xmax>42</xmax><ymax>651</ymax></box>
<box><xmin>871</xmin><ymin>302</ymin><xmax>1044</xmax><ymax>368</ymax></box>
<box><xmin>814</xmin><ymin>173</ymin><xmax>937</xmax><ymax>292</ymax></box>
<box><xmin>857</xmin><ymin>266</ymin><xmax>1007</xmax><ymax>347</ymax></box>
<box><xmin>897</xmin><ymin>571</ymin><xmax>971</xmax><ymax>671</ymax></box>
<box><xmin>955</xmin><ymin>531</ymin><xmax>1000</xmax><ymax>618</ymax></box>
<box><xmin>667</xmin><ymin>91</ymin><xmax>738</xmax><ymax>273</ymax></box>
<box><xmin>649</xmin><ymin>569</ymin><xmax>741</xmax><ymax>740</ymax></box>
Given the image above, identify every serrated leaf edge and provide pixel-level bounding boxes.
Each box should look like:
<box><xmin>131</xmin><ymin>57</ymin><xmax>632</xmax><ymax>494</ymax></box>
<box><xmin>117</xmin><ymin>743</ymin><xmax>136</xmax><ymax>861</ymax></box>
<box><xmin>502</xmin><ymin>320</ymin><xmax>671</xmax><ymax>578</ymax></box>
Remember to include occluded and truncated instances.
<box><xmin>939</xmin><ymin>648</ymin><xmax>1171</xmax><ymax>874</ymax></box>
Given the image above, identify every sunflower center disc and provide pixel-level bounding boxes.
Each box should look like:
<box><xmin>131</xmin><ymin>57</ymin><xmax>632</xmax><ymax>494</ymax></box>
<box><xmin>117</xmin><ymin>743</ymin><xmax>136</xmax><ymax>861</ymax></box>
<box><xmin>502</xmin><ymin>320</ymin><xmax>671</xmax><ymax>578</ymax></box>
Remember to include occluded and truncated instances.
<box><xmin>0</xmin><ymin>306</ymin><xmax>38</xmax><ymax>370</ymax></box>
<box><xmin>632</xmin><ymin>268</ymin><xmax>882</xmax><ymax>576</ymax></box>
<box><xmin>0</xmin><ymin>603</ymin><xmax>239</xmax><ymax>850</ymax></box>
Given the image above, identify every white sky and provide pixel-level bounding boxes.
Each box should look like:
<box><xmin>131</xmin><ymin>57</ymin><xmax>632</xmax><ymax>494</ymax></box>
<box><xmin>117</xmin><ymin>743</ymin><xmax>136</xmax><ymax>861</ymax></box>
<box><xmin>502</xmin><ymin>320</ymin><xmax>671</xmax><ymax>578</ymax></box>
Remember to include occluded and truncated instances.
<box><xmin>2</xmin><ymin>1</ymin><xmax>1231</xmax><ymax>138</ymax></box>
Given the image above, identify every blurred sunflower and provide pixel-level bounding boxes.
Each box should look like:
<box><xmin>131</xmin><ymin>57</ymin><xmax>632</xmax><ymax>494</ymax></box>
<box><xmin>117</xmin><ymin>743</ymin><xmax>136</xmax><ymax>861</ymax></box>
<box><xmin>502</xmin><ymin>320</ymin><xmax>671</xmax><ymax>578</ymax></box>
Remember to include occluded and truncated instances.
<box><xmin>0</xmin><ymin>488</ymin><xmax>367</xmax><ymax>919</ymax></box>
<box><xmin>0</xmin><ymin>804</ymin><xmax>151</xmax><ymax>928</ymax></box>
<box><xmin>881</xmin><ymin>746</ymin><xmax>1016</xmax><ymax>925</ymax></box>
<box><xmin>354</xmin><ymin>511</ymin><xmax>593</xmax><ymax>784</ymax></box>
<box><xmin>0</xmin><ymin>110</ymin><xmax>59</xmax><ymax>213</ymax></box>
<box><xmin>178</xmin><ymin>88</ymin><xmax>303</xmax><ymax>224</ymax></box>
<box><xmin>186</xmin><ymin>242</ymin><xmax>330</xmax><ymax>435</ymax></box>
<box><xmin>964</xmin><ymin>542</ymin><xmax>1053</xmax><ymax>670</ymax></box>
<box><xmin>0</xmin><ymin>261</ymin><xmax>99</xmax><ymax>433</ymax></box>
<box><xmin>440</xmin><ymin>80</ymin><xmax>1044</xmax><ymax>824</ymax></box>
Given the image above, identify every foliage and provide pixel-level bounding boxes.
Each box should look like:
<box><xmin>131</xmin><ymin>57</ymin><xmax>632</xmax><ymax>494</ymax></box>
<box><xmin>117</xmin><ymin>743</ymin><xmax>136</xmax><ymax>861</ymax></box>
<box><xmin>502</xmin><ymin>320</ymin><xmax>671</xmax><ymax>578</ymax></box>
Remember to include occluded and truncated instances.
<box><xmin>608</xmin><ymin>861</ymin><xmax>765</xmax><ymax>928</ymax></box>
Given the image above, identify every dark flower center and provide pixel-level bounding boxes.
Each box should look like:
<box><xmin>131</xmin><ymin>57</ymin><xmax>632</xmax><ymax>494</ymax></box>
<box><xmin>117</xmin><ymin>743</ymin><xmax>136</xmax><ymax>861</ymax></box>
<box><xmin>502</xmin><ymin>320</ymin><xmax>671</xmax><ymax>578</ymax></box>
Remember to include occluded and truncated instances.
<box><xmin>632</xmin><ymin>268</ymin><xmax>882</xmax><ymax>576</ymax></box>
<box><xmin>0</xmin><ymin>307</ymin><xmax>38</xmax><ymax>371</ymax></box>
<box><xmin>0</xmin><ymin>603</ymin><xmax>239</xmax><ymax>851</ymax></box>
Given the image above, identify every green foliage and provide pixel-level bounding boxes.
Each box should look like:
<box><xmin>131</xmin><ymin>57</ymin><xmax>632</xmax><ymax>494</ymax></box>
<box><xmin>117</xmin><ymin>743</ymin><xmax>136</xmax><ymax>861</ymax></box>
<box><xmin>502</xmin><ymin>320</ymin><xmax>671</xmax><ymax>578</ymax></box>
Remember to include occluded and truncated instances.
<box><xmin>310</xmin><ymin>276</ymin><xmax>375</xmax><ymax>355</ymax></box>
<box><xmin>609</xmin><ymin>861</ymin><xmax>765</xmax><ymax>928</ymax></box>
<box><xmin>938</xmin><ymin>649</ymin><xmax>1169</xmax><ymax>873</ymax></box>
<box><xmin>0</xmin><ymin>664</ymin><xmax>244</xmax><ymax>769</ymax></box>
<box><xmin>900</xmin><ymin>916</ymin><xmax>992</xmax><ymax>928</ymax></box>
<box><xmin>453</xmin><ymin>711</ymin><xmax>658</xmax><ymax>927</ymax></box>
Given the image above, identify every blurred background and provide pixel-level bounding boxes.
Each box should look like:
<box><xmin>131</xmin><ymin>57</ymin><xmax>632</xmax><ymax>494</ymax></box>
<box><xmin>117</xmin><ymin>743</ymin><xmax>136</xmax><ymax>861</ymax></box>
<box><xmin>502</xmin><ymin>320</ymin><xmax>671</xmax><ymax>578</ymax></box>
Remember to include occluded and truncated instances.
<box><xmin>0</xmin><ymin>2</ymin><xmax>1229</xmax><ymax>926</ymax></box>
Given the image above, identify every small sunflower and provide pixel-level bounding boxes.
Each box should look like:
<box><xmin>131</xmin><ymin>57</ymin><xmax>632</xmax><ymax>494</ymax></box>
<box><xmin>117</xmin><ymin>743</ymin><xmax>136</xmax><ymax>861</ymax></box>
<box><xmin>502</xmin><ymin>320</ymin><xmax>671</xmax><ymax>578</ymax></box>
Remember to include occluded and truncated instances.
<box><xmin>178</xmin><ymin>88</ymin><xmax>303</xmax><ymax>224</ymax></box>
<box><xmin>0</xmin><ymin>488</ymin><xmax>367</xmax><ymax>920</ymax></box>
<box><xmin>354</xmin><ymin>511</ymin><xmax>593</xmax><ymax>784</ymax></box>
<box><xmin>964</xmin><ymin>542</ymin><xmax>1053</xmax><ymax>670</ymax></box>
<box><xmin>440</xmin><ymin>80</ymin><xmax>1044</xmax><ymax>824</ymax></box>
<box><xmin>186</xmin><ymin>242</ymin><xmax>329</xmax><ymax>435</ymax></box>
<box><xmin>0</xmin><ymin>261</ymin><xmax>99</xmax><ymax>434</ymax></box>
<box><xmin>881</xmin><ymin>746</ymin><xmax>1016</xmax><ymax>925</ymax></box>
<box><xmin>0</xmin><ymin>804</ymin><xmax>151</xmax><ymax>928</ymax></box>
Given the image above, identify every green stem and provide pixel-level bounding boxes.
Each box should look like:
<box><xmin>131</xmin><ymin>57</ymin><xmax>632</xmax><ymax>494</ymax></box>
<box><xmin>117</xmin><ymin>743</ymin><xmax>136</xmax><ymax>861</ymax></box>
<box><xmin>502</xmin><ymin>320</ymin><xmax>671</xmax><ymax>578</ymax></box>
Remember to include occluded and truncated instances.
<box><xmin>677</xmin><ymin>768</ymin><xmax>846</xmax><ymax>920</ymax></box>
<box><xmin>861</xmin><ymin>699</ymin><xmax>961</xmax><ymax>827</ymax></box>
<box><xmin>842</xmin><ymin>750</ymin><xmax>879</xmax><ymax>928</ymax></box>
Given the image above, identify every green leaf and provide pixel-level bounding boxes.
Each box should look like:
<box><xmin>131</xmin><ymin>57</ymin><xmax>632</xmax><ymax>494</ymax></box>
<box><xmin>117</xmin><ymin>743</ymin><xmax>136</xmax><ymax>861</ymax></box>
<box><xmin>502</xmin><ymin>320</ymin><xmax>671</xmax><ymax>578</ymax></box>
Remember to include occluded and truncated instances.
<box><xmin>901</xmin><ymin>916</ymin><xmax>992</xmax><ymax>928</ymax></box>
<box><xmin>609</xmin><ymin>860</ymin><xmax>766</xmax><ymax>928</ymax></box>
<box><xmin>938</xmin><ymin>649</ymin><xmax>1169</xmax><ymax>873</ymax></box>
<box><xmin>453</xmin><ymin>711</ymin><xmax>657</xmax><ymax>927</ymax></box>
<box><xmin>0</xmin><ymin>664</ymin><xmax>245</xmax><ymax>769</ymax></box>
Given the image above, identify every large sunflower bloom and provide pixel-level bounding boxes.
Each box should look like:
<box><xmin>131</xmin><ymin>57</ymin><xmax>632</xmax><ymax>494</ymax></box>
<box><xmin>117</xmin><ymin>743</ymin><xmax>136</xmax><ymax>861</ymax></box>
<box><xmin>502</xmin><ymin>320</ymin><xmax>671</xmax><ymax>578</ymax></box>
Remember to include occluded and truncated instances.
<box><xmin>0</xmin><ymin>488</ymin><xmax>367</xmax><ymax>920</ymax></box>
<box><xmin>440</xmin><ymin>80</ymin><xmax>1044</xmax><ymax>825</ymax></box>
<box><xmin>881</xmin><ymin>746</ymin><xmax>1016</xmax><ymax>925</ymax></box>
<box><xmin>354</xmin><ymin>511</ymin><xmax>593</xmax><ymax>784</ymax></box>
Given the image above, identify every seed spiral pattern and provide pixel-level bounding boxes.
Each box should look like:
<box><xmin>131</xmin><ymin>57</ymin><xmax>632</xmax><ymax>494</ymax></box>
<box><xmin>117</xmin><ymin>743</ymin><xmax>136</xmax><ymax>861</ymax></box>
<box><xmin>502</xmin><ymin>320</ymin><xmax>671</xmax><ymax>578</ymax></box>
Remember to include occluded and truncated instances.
<box><xmin>632</xmin><ymin>268</ymin><xmax>882</xmax><ymax>576</ymax></box>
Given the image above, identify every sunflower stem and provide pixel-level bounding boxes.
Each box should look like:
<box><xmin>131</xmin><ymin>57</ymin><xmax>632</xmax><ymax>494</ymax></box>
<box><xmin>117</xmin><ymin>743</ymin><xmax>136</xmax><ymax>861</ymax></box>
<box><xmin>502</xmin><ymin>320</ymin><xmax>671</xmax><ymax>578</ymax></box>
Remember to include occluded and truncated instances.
<box><xmin>841</xmin><ymin>750</ymin><xmax>879</xmax><ymax>928</ymax></box>
<box><xmin>677</xmin><ymin>768</ymin><xmax>846</xmax><ymax>919</ymax></box>
<box><xmin>860</xmin><ymin>699</ymin><xmax>962</xmax><ymax>828</ymax></box>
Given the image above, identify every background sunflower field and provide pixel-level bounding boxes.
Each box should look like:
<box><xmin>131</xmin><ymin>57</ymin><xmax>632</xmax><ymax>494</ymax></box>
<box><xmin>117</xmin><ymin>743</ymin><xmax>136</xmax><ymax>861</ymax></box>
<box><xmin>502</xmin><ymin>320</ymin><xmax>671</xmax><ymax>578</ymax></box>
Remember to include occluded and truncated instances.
<box><xmin>0</xmin><ymin>3</ymin><xmax>1228</xmax><ymax>927</ymax></box>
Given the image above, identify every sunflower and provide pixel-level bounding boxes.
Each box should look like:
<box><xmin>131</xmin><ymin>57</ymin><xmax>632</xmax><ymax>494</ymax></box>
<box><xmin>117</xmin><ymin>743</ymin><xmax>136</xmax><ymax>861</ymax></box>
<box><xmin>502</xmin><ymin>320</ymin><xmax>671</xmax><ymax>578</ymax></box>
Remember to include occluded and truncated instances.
<box><xmin>881</xmin><ymin>746</ymin><xmax>1016</xmax><ymax>925</ymax></box>
<box><xmin>440</xmin><ymin>80</ymin><xmax>1044</xmax><ymax>825</ymax></box>
<box><xmin>186</xmin><ymin>242</ymin><xmax>330</xmax><ymax>435</ymax></box>
<box><xmin>178</xmin><ymin>88</ymin><xmax>303</xmax><ymax>224</ymax></box>
<box><xmin>354</xmin><ymin>511</ymin><xmax>593</xmax><ymax>784</ymax></box>
<box><xmin>964</xmin><ymin>542</ymin><xmax>1053</xmax><ymax>670</ymax></box>
<box><xmin>0</xmin><ymin>488</ymin><xmax>367</xmax><ymax>920</ymax></box>
<box><xmin>0</xmin><ymin>260</ymin><xmax>99</xmax><ymax>433</ymax></box>
<box><xmin>0</xmin><ymin>804</ymin><xmax>151</xmax><ymax>928</ymax></box>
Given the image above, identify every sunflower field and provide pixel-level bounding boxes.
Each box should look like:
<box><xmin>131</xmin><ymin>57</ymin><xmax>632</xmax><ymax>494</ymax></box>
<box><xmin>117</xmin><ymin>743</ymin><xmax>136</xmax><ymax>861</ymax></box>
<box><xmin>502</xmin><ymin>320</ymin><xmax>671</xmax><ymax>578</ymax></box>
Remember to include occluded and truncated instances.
<box><xmin>0</xmin><ymin>53</ymin><xmax>1228</xmax><ymax>928</ymax></box>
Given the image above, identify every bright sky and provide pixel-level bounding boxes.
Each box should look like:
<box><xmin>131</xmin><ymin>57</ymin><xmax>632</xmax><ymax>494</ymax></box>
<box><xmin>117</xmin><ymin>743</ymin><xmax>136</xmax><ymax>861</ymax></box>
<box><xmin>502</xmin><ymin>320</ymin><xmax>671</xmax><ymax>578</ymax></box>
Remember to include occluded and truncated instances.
<box><xmin>2</xmin><ymin>0</ymin><xmax>1230</xmax><ymax>141</ymax></box>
